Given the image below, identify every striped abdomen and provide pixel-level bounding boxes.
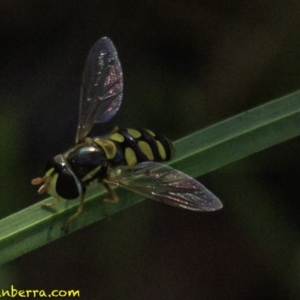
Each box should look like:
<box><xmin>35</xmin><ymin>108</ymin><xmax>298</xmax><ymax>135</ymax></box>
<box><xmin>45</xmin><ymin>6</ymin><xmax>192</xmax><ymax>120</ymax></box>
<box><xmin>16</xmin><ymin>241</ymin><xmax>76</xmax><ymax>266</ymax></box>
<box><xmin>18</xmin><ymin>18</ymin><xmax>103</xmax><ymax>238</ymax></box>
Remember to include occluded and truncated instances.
<box><xmin>94</xmin><ymin>128</ymin><xmax>174</xmax><ymax>167</ymax></box>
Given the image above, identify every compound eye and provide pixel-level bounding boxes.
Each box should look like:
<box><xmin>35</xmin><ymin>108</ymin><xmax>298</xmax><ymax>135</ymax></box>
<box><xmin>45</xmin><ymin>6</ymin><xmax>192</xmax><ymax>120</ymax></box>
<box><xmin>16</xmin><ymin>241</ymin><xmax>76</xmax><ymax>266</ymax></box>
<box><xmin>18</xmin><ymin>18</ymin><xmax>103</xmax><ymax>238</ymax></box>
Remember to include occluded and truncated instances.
<box><xmin>56</xmin><ymin>172</ymin><xmax>80</xmax><ymax>200</ymax></box>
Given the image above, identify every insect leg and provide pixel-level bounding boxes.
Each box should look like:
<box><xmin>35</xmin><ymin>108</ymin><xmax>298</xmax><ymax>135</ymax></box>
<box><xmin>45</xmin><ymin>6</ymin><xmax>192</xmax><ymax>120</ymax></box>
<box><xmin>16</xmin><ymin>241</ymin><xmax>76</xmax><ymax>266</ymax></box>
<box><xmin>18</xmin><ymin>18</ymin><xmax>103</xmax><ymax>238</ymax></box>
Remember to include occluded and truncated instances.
<box><xmin>102</xmin><ymin>180</ymin><xmax>119</xmax><ymax>203</ymax></box>
<box><xmin>63</xmin><ymin>192</ymin><xmax>86</xmax><ymax>233</ymax></box>
<box><xmin>42</xmin><ymin>197</ymin><xmax>61</xmax><ymax>208</ymax></box>
<box><xmin>102</xmin><ymin>180</ymin><xmax>119</xmax><ymax>216</ymax></box>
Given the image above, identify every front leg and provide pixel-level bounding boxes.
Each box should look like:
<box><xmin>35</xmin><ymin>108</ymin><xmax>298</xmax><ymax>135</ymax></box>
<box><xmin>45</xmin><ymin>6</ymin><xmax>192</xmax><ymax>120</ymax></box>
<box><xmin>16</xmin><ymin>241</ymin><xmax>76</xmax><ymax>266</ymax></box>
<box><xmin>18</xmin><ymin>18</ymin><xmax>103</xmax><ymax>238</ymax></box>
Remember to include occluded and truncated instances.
<box><xmin>42</xmin><ymin>197</ymin><xmax>61</xmax><ymax>208</ymax></box>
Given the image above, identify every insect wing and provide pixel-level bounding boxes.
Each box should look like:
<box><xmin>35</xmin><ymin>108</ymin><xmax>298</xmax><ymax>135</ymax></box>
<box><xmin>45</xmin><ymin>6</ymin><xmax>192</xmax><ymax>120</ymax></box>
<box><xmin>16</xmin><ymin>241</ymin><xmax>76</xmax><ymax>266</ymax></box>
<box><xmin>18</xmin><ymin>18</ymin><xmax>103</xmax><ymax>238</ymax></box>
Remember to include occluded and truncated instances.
<box><xmin>76</xmin><ymin>37</ymin><xmax>123</xmax><ymax>143</ymax></box>
<box><xmin>109</xmin><ymin>162</ymin><xmax>223</xmax><ymax>211</ymax></box>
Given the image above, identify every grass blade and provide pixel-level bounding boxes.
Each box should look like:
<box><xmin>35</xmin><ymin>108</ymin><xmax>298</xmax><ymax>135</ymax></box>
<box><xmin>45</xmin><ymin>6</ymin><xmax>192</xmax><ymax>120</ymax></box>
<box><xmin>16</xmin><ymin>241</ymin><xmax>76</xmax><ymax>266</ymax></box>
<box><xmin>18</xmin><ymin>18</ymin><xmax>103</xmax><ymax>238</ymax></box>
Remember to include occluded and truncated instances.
<box><xmin>0</xmin><ymin>90</ymin><xmax>300</xmax><ymax>265</ymax></box>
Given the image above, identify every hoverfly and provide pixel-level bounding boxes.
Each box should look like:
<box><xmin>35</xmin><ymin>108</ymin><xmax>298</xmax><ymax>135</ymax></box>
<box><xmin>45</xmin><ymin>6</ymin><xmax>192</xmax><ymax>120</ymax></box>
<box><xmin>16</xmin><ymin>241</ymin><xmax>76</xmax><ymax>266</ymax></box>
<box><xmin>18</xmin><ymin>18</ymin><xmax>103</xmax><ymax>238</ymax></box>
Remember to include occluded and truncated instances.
<box><xmin>31</xmin><ymin>37</ymin><xmax>222</xmax><ymax>229</ymax></box>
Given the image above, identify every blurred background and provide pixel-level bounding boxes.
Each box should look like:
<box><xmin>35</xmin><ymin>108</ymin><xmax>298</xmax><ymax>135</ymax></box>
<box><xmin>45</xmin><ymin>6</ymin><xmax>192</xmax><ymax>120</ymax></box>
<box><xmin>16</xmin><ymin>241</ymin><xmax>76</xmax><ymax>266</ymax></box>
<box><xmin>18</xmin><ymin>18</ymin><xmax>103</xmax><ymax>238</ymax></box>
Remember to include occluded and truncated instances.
<box><xmin>1</xmin><ymin>1</ymin><xmax>300</xmax><ymax>299</ymax></box>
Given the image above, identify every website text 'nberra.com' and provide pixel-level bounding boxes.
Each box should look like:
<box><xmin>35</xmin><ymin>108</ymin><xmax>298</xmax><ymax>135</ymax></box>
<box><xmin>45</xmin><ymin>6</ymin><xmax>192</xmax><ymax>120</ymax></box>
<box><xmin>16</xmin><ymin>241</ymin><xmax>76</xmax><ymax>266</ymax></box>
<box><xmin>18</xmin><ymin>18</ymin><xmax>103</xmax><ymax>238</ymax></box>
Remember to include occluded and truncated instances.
<box><xmin>0</xmin><ymin>285</ymin><xmax>80</xmax><ymax>298</ymax></box>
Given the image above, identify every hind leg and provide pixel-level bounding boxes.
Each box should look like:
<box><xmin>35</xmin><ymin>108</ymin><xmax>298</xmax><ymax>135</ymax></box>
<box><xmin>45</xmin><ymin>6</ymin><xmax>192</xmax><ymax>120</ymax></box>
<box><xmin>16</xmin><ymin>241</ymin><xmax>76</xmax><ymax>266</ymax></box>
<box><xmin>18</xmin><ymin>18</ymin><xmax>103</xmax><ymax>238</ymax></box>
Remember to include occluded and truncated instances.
<box><xmin>102</xmin><ymin>180</ymin><xmax>119</xmax><ymax>216</ymax></box>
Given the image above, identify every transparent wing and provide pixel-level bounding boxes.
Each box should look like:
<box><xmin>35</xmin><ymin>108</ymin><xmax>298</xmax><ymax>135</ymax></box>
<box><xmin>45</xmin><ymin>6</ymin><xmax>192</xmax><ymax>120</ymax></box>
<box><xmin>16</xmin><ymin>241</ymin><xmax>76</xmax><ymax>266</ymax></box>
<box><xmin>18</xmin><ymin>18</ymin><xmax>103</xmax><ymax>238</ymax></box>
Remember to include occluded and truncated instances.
<box><xmin>76</xmin><ymin>37</ymin><xmax>123</xmax><ymax>143</ymax></box>
<box><xmin>108</xmin><ymin>162</ymin><xmax>223</xmax><ymax>211</ymax></box>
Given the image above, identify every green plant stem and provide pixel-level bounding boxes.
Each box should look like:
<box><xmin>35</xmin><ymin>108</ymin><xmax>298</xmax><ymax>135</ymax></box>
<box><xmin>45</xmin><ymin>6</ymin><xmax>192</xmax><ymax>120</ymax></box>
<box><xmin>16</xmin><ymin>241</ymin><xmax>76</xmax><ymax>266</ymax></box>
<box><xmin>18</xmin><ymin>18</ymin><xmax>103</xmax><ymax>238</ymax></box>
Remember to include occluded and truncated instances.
<box><xmin>0</xmin><ymin>90</ymin><xmax>300</xmax><ymax>265</ymax></box>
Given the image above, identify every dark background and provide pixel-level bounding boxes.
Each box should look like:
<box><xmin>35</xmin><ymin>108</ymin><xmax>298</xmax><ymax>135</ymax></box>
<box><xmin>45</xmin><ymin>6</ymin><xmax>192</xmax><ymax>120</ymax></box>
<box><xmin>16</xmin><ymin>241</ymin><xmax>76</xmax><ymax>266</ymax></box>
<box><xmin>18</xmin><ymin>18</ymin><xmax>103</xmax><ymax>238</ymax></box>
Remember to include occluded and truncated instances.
<box><xmin>1</xmin><ymin>1</ymin><xmax>300</xmax><ymax>299</ymax></box>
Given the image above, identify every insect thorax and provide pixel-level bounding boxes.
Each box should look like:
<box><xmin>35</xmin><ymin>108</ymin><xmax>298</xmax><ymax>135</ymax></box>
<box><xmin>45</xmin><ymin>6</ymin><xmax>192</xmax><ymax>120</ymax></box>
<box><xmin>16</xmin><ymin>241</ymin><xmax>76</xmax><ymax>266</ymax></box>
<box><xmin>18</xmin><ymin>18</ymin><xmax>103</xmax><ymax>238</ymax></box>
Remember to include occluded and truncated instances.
<box><xmin>94</xmin><ymin>128</ymin><xmax>174</xmax><ymax>167</ymax></box>
<box><xmin>65</xmin><ymin>144</ymin><xmax>108</xmax><ymax>184</ymax></box>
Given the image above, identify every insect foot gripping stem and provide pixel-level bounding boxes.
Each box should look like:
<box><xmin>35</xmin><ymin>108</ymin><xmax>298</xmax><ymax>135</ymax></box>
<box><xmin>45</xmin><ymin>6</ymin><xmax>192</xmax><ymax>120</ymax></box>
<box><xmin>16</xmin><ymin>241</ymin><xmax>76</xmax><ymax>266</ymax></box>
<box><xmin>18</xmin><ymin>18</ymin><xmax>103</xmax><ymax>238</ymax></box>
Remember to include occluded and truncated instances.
<box><xmin>62</xmin><ymin>192</ymin><xmax>86</xmax><ymax>234</ymax></box>
<box><xmin>102</xmin><ymin>180</ymin><xmax>119</xmax><ymax>217</ymax></box>
<box><xmin>41</xmin><ymin>197</ymin><xmax>61</xmax><ymax>208</ymax></box>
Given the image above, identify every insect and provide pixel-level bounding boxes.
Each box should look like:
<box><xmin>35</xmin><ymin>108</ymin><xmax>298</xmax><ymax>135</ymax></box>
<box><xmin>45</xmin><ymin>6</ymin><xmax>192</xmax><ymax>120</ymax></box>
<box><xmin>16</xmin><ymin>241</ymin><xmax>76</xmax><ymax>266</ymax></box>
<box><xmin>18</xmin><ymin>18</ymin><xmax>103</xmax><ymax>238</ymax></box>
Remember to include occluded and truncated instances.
<box><xmin>31</xmin><ymin>37</ymin><xmax>223</xmax><ymax>230</ymax></box>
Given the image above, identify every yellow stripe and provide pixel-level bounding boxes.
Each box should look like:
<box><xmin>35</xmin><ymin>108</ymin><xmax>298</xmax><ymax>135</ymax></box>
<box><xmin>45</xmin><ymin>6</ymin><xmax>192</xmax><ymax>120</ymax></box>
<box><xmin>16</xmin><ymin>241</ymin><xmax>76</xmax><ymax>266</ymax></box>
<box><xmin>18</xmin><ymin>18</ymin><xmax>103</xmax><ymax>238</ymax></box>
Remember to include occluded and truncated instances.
<box><xmin>156</xmin><ymin>140</ymin><xmax>166</xmax><ymax>160</ymax></box>
<box><xmin>125</xmin><ymin>147</ymin><xmax>137</xmax><ymax>166</ymax></box>
<box><xmin>110</xmin><ymin>132</ymin><xmax>125</xmax><ymax>142</ymax></box>
<box><xmin>82</xmin><ymin>165</ymin><xmax>101</xmax><ymax>182</ymax></box>
<box><xmin>127</xmin><ymin>128</ymin><xmax>142</xmax><ymax>138</ymax></box>
<box><xmin>146</xmin><ymin>129</ymin><xmax>155</xmax><ymax>137</ymax></box>
<box><xmin>47</xmin><ymin>173</ymin><xmax>59</xmax><ymax>198</ymax></box>
<box><xmin>94</xmin><ymin>139</ymin><xmax>117</xmax><ymax>159</ymax></box>
<box><xmin>138</xmin><ymin>141</ymin><xmax>154</xmax><ymax>160</ymax></box>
